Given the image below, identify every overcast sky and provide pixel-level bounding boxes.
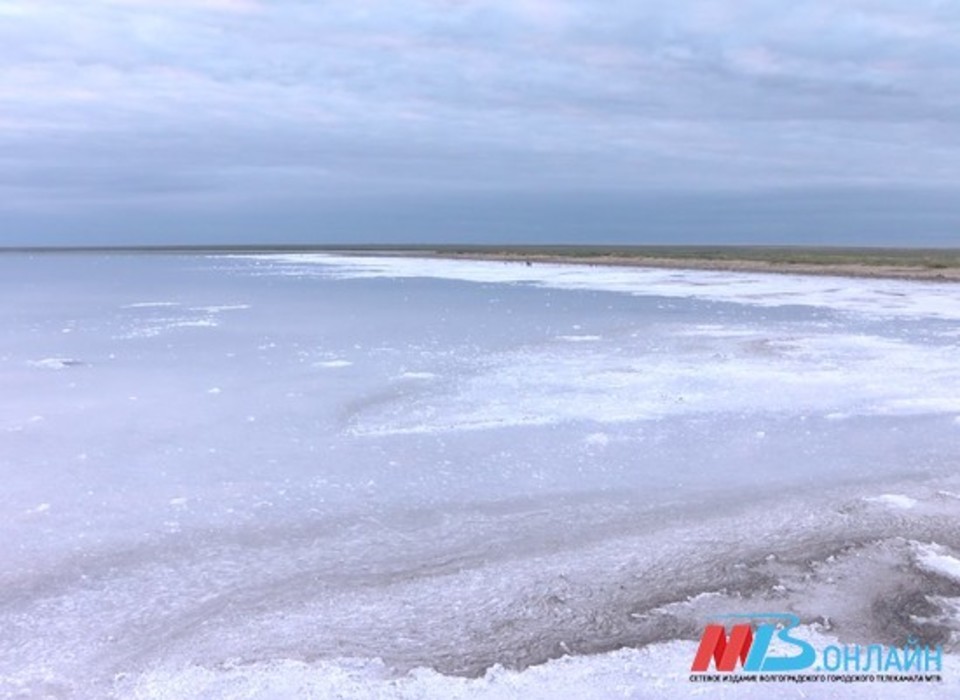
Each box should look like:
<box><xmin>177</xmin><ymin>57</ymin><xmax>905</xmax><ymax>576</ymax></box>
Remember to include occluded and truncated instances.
<box><xmin>2</xmin><ymin>0</ymin><xmax>960</xmax><ymax>246</ymax></box>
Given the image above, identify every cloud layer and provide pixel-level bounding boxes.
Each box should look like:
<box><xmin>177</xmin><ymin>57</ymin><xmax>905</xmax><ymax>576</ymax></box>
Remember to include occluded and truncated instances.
<box><xmin>2</xmin><ymin>1</ymin><xmax>960</xmax><ymax>243</ymax></box>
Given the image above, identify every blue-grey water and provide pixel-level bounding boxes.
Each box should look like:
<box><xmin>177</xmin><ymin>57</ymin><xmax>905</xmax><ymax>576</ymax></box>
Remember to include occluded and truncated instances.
<box><xmin>2</xmin><ymin>253</ymin><xmax>960</xmax><ymax>699</ymax></box>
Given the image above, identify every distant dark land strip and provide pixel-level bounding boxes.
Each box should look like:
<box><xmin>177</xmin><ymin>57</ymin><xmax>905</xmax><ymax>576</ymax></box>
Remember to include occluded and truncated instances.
<box><xmin>4</xmin><ymin>244</ymin><xmax>960</xmax><ymax>281</ymax></box>
<box><xmin>415</xmin><ymin>245</ymin><xmax>960</xmax><ymax>282</ymax></box>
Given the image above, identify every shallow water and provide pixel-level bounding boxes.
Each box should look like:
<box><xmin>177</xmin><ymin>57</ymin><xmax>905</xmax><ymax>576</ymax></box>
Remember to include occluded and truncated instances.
<box><xmin>2</xmin><ymin>253</ymin><xmax>960</xmax><ymax>698</ymax></box>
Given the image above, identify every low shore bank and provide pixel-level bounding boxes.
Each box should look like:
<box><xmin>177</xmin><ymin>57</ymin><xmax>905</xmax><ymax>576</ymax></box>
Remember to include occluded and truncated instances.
<box><xmin>405</xmin><ymin>249</ymin><xmax>960</xmax><ymax>282</ymax></box>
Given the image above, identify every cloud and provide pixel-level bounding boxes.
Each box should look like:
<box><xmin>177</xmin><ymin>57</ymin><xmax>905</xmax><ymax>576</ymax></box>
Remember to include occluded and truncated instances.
<box><xmin>1</xmin><ymin>0</ymin><xmax>959</xmax><ymax>243</ymax></box>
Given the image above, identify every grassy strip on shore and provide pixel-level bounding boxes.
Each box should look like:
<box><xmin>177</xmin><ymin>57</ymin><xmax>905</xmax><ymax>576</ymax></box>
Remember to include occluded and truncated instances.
<box><xmin>399</xmin><ymin>245</ymin><xmax>960</xmax><ymax>282</ymax></box>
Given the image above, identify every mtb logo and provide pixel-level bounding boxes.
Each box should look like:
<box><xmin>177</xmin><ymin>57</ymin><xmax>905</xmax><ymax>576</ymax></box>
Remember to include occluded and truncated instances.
<box><xmin>691</xmin><ymin>613</ymin><xmax>817</xmax><ymax>673</ymax></box>
<box><xmin>689</xmin><ymin>612</ymin><xmax>944</xmax><ymax>683</ymax></box>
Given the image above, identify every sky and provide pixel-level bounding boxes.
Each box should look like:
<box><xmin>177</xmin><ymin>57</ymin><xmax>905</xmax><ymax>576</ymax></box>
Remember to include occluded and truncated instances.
<box><xmin>2</xmin><ymin>0</ymin><xmax>960</xmax><ymax>246</ymax></box>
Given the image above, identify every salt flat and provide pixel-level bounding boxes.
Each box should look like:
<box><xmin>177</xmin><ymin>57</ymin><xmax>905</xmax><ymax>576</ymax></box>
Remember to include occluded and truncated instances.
<box><xmin>2</xmin><ymin>252</ymin><xmax>959</xmax><ymax>699</ymax></box>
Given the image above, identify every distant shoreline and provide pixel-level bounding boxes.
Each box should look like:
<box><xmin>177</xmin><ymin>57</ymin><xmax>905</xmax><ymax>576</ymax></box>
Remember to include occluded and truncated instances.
<box><xmin>407</xmin><ymin>250</ymin><xmax>960</xmax><ymax>282</ymax></box>
<box><xmin>4</xmin><ymin>244</ymin><xmax>960</xmax><ymax>282</ymax></box>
